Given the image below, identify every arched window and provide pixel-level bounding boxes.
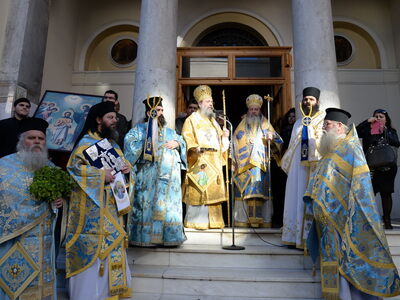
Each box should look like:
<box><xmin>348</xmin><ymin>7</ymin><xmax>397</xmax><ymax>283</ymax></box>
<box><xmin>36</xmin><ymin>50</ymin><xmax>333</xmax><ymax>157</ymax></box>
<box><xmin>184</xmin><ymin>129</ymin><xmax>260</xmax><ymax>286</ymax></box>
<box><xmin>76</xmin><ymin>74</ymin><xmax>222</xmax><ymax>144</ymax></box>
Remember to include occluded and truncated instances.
<box><xmin>333</xmin><ymin>21</ymin><xmax>381</xmax><ymax>69</ymax></box>
<box><xmin>334</xmin><ymin>35</ymin><xmax>353</xmax><ymax>64</ymax></box>
<box><xmin>84</xmin><ymin>24</ymin><xmax>139</xmax><ymax>71</ymax></box>
<box><xmin>111</xmin><ymin>39</ymin><xmax>138</xmax><ymax>66</ymax></box>
<box><xmin>195</xmin><ymin>23</ymin><xmax>268</xmax><ymax>46</ymax></box>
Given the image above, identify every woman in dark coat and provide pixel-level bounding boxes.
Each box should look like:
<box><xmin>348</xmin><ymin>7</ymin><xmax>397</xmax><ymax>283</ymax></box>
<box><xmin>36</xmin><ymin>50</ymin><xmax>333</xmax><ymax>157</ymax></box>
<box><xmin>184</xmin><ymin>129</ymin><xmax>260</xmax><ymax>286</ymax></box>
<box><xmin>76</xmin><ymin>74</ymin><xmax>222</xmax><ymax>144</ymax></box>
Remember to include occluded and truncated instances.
<box><xmin>279</xmin><ymin>108</ymin><xmax>296</xmax><ymax>153</ymax></box>
<box><xmin>356</xmin><ymin>109</ymin><xmax>400</xmax><ymax>229</ymax></box>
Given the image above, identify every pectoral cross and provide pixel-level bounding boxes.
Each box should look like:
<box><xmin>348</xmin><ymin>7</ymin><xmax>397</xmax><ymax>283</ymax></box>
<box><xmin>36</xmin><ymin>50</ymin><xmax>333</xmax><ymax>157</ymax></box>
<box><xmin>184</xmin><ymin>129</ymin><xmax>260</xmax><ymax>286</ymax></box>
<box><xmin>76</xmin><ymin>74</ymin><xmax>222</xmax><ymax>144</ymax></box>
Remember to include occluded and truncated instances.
<box><xmin>302</xmin><ymin>116</ymin><xmax>312</xmax><ymax>126</ymax></box>
<box><xmin>299</xmin><ymin>102</ymin><xmax>313</xmax><ymax>127</ymax></box>
<box><xmin>205</xmin><ymin>130</ymin><xmax>212</xmax><ymax>141</ymax></box>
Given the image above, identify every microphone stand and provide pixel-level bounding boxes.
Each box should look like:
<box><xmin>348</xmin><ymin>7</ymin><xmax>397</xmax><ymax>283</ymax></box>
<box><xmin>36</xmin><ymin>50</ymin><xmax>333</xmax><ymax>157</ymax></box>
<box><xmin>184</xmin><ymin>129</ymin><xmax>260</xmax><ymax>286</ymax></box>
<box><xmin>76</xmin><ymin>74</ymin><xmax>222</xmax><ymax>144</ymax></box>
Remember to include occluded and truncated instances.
<box><xmin>220</xmin><ymin>117</ymin><xmax>245</xmax><ymax>251</ymax></box>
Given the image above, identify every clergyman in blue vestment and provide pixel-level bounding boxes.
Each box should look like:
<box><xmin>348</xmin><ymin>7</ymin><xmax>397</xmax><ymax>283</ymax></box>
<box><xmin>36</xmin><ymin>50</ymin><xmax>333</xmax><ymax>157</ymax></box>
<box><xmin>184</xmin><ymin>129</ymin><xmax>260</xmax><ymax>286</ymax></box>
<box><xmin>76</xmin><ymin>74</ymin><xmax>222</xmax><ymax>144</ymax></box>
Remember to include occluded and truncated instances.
<box><xmin>0</xmin><ymin>118</ymin><xmax>63</xmax><ymax>300</ymax></box>
<box><xmin>305</xmin><ymin>108</ymin><xmax>400</xmax><ymax>299</ymax></box>
<box><xmin>124</xmin><ymin>96</ymin><xmax>187</xmax><ymax>246</ymax></box>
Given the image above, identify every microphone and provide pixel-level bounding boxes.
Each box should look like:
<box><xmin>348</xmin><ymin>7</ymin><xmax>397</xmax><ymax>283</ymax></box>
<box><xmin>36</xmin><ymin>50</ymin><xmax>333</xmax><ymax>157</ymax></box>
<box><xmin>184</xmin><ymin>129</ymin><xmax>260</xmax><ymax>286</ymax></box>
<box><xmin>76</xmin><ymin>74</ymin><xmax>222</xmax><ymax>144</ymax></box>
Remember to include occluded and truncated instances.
<box><xmin>213</xmin><ymin>109</ymin><xmax>229</xmax><ymax>120</ymax></box>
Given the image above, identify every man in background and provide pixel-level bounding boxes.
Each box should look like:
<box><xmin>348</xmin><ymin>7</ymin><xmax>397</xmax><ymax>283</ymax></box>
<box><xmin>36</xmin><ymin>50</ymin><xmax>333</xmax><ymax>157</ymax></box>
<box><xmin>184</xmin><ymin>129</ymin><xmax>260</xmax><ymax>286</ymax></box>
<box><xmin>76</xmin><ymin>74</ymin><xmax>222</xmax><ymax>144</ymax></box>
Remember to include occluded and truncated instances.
<box><xmin>103</xmin><ymin>89</ymin><xmax>130</xmax><ymax>148</ymax></box>
<box><xmin>0</xmin><ymin>97</ymin><xmax>31</xmax><ymax>158</ymax></box>
<box><xmin>175</xmin><ymin>99</ymin><xmax>198</xmax><ymax>135</ymax></box>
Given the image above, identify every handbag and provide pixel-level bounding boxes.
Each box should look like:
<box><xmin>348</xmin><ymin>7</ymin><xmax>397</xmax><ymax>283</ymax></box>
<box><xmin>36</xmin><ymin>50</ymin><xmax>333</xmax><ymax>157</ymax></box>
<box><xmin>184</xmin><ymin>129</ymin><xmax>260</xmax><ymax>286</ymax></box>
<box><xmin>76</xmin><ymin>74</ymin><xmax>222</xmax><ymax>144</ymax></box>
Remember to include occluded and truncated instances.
<box><xmin>365</xmin><ymin>131</ymin><xmax>398</xmax><ymax>169</ymax></box>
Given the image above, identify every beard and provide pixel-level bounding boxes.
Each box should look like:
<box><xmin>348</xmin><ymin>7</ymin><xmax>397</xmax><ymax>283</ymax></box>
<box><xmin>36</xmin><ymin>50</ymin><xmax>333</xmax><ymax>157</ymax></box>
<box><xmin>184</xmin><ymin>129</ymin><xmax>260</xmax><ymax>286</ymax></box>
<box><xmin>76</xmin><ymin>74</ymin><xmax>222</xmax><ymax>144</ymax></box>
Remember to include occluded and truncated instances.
<box><xmin>319</xmin><ymin>130</ymin><xmax>346</xmax><ymax>157</ymax></box>
<box><xmin>302</xmin><ymin>103</ymin><xmax>320</xmax><ymax>116</ymax></box>
<box><xmin>158</xmin><ymin>114</ymin><xmax>167</xmax><ymax>127</ymax></box>
<box><xmin>150</xmin><ymin>115</ymin><xmax>166</xmax><ymax>158</ymax></box>
<box><xmin>200</xmin><ymin>106</ymin><xmax>216</xmax><ymax>119</ymax></box>
<box><xmin>101</xmin><ymin>124</ymin><xmax>119</xmax><ymax>141</ymax></box>
<box><xmin>246</xmin><ymin>114</ymin><xmax>262</xmax><ymax>128</ymax></box>
<box><xmin>16</xmin><ymin>141</ymin><xmax>49</xmax><ymax>171</ymax></box>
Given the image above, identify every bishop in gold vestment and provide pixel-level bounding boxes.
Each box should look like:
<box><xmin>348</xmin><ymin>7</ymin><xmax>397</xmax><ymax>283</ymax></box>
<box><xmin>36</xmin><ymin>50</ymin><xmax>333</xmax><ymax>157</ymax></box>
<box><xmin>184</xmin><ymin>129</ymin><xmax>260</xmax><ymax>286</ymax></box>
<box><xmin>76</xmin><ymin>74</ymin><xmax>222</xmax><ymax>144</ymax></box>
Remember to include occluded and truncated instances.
<box><xmin>182</xmin><ymin>85</ymin><xmax>229</xmax><ymax>229</ymax></box>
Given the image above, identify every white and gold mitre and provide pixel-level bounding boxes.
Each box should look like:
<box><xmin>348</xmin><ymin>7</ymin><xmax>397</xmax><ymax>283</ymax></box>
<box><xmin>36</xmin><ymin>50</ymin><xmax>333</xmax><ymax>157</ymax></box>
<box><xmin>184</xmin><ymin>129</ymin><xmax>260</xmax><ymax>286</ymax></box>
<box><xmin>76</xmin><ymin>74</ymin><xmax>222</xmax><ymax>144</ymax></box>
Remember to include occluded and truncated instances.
<box><xmin>193</xmin><ymin>85</ymin><xmax>212</xmax><ymax>103</ymax></box>
<box><xmin>246</xmin><ymin>94</ymin><xmax>263</xmax><ymax>108</ymax></box>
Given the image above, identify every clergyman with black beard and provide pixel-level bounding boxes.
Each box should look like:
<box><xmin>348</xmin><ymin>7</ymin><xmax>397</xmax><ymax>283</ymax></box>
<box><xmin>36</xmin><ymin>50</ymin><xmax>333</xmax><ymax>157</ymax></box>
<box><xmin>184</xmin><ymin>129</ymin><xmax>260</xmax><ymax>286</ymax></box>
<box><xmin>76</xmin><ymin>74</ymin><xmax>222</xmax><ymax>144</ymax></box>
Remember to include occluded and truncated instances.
<box><xmin>65</xmin><ymin>101</ymin><xmax>133</xmax><ymax>299</ymax></box>
<box><xmin>281</xmin><ymin>86</ymin><xmax>326</xmax><ymax>249</ymax></box>
<box><xmin>124</xmin><ymin>96</ymin><xmax>187</xmax><ymax>246</ymax></box>
<box><xmin>0</xmin><ymin>117</ymin><xmax>63</xmax><ymax>300</ymax></box>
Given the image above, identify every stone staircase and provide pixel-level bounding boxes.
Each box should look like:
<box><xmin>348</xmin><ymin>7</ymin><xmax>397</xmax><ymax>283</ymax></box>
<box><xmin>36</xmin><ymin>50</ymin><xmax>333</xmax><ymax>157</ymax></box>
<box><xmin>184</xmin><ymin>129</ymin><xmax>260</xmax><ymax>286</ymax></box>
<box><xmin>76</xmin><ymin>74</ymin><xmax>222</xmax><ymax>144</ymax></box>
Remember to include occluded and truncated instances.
<box><xmin>58</xmin><ymin>227</ymin><xmax>400</xmax><ymax>300</ymax></box>
<box><xmin>126</xmin><ymin>227</ymin><xmax>398</xmax><ymax>300</ymax></box>
<box><xmin>129</xmin><ymin>230</ymin><xmax>316</xmax><ymax>299</ymax></box>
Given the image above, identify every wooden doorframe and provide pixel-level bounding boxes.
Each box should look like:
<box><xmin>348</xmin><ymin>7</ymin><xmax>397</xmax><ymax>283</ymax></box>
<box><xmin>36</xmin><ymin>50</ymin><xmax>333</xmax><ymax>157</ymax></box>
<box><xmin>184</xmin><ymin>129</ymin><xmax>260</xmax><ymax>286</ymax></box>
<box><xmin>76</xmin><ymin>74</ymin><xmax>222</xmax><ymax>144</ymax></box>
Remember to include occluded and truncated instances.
<box><xmin>176</xmin><ymin>46</ymin><xmax>292</xmax><ymax>121</ymax></box>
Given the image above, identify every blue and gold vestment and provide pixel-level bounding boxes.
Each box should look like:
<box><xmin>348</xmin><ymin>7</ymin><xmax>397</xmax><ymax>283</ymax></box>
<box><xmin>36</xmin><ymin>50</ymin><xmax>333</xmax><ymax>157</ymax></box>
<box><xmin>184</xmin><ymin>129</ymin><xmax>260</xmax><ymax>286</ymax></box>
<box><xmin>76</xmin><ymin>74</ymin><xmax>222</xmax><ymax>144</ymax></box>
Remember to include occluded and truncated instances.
<box><xmin>0</xmin><ymin>153</ymin><xmax>56</xmax><ymax>300</ymax></box>
<box><xmin>65</xmin><ymin>132</ymin><xmax>131</xmax><ymax>297</ymax></box>
<box><xmin>232</xmin><ymin>115</ymin><xmax>282</xmax><ymax>227</ymax></box>
<box><xmin>124</xmin><ymin>123</ymin><xmax>187</xmax><ymax>246</ymax></box>
<box><xmin>304</xmin><ymin>126</ymin><xmax>400</xmax><ymax>299</ymax></box>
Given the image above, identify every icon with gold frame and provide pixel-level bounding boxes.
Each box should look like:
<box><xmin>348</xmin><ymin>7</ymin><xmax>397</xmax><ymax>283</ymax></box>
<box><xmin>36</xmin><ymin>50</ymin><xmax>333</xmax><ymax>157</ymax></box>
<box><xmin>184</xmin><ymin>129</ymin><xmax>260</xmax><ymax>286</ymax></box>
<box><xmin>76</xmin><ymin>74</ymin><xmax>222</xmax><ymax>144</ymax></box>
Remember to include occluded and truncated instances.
<box><xmin>187</xmin><ymin>157</ymin><xmax>219</xmax><ymax>193</ymax></box>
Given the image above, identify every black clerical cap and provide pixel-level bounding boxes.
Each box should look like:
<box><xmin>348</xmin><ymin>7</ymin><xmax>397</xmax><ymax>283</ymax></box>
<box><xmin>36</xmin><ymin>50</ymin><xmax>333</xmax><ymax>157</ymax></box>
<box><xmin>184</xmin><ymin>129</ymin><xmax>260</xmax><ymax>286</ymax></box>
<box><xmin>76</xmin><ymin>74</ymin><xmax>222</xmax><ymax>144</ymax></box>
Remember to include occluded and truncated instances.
<box><xmin>142</xmin><ymin>96</ymin><xmax>163</xmax><ymax>111</ymax></box>
<box><xmin>89</xmin><ymin>101</ymin><xmax>115</xmax><ymax>118</ymax></box>
<box><xmin>303</xmin><ymin>87</ymin><xmax>320</xmax><ymax>100</ymax></box>
<box><xmin>14</xmin><ymin>97</ymin><xmax>31</xmax><ymax>107</ymax></box>
<box><xmin>19</xmin><ymin>117</ymin><xmax>48</xmax><ymax>134</ymax></box>
<box><xmin>325</xmin><ymin>108</ymin><xmax>352</xmax><ymax>125</ymax></box>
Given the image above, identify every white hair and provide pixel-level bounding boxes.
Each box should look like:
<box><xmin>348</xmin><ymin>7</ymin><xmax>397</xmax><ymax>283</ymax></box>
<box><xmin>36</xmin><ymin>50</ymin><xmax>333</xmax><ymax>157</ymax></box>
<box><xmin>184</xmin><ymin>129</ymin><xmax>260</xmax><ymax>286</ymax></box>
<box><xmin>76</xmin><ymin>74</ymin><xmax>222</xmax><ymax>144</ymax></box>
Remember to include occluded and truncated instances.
<box><xmin>199</xmin><ymin>105</ymin><xmax>215</xmax><ymax>119</ymax></box>
<box><xmin>320</xmin><ymin>122</ymin><xmax>348</xmax><ymax>157</ymax></box>
<box><xmin>246</xmin><ymin>114</ymin><xmax>262</xmax><ymax>129</ymax></box>
<box><xmin>16</xmin><ymin>132</ymin><xmax>49</xmax><ymax>170</ymax></box>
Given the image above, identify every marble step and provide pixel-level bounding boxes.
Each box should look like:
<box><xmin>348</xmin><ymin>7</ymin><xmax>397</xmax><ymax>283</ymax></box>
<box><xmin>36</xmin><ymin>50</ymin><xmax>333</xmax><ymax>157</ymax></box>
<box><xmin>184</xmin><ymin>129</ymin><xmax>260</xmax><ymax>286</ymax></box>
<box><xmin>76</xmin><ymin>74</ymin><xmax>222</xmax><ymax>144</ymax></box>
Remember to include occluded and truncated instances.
<box><xmin>129</xmin><ymin>244</ymin><xmax>400</xmax><ymax>270</ymax></box>
<box><xmin>384</xmin><ymin>229</ymin><xmax>400</xmax><ymax>246</ymax></box>
<box><xmin>129</xmin><ymin>293</ymin><xmax>400</xmax><ymax>300</ymax></box>
<box><xmin>128</xmin><ymin>244</ymin><xmax>314</xmax><ymax>270</ymax></box>
<box><xmin>131</xmin><ymin>264</ymin><xmax>321</xmax><ymax>299</ymax></box>
<box><xmin>183</xmin><ymin>228</ymin><xmax>284</xmax><ymax>246</ymax></box>
<box><xmin>131</xmin><ymin>293</ymin><xmax>323</xmax><ymax>300</ymax></box>
<box><xmin>389</xmin><ymin>246</ymin><xmax>400</xmax><ymax>269</ymax></box>
<box><xmin>184</xmin><ymin>227</ymin><xmax>400</xmax><ymax>247</ymax></box>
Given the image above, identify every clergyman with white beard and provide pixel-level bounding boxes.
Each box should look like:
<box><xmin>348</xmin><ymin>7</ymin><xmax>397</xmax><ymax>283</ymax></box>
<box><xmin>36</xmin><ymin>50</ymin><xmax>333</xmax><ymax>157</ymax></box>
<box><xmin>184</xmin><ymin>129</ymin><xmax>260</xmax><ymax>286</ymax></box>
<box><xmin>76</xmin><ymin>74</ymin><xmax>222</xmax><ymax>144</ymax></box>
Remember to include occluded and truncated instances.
<box><xmin>0</xmin><ymin>117</ymin><xmax>63</xmax><ymax>300</ymax></box>
<box><xmin>232</xmin><ymin>94</ymin><xmax>283</xmax><ymax>228</ymax></box>
<box><xmin>304</xmin><ymin>107</ymin><xmax>400</xmax><ymax>299</ymax></box>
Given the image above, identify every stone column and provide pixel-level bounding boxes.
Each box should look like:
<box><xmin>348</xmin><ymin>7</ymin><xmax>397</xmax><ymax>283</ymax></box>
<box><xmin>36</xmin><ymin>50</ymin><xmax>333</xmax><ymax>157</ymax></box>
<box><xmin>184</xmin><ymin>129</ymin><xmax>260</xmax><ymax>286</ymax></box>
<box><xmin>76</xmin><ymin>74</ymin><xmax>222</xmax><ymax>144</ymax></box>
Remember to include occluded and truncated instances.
<box><xmin>0</xmin><ymin>0</ymin><xmax>50</xmax><ymax>118</ymax></box>
<box><xmin>390</xmin><ymin>0</ymin><xmax>400</xmax><ymax>69</ymax></box>
<box><xmin>291</xmin><ymin>0</ymin><xmax>340</xmax><ymax>112</ymax></box>
<box><xmin>132</xmin><ymin>0</ymin><xmax>178</xmax><ymax>127</ymax></box>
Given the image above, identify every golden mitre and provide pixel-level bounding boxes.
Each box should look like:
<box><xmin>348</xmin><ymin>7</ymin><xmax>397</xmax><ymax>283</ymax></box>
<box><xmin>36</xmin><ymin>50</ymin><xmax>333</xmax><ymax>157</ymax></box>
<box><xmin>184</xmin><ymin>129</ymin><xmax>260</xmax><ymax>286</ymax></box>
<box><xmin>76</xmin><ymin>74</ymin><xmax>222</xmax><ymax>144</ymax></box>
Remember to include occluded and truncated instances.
<box><xmin>246</xmin><ymin>94</ymin><xmax>263</xmax><ymax>108</ymax></box>
<box><xmin>193</xmin><ymin>85</ymin><xmax>212</xmax><ymax>103</ymax></box>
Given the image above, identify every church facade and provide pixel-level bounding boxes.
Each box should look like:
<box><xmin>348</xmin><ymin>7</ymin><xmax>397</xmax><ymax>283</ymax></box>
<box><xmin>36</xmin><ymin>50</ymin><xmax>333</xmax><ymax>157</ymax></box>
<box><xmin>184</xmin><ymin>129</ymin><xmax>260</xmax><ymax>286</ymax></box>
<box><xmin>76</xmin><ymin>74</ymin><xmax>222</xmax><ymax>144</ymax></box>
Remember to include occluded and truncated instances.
<box><xmin>0</xmin><ymin>0</ymin><xmax>399</xmax><ymax>210</ymax></box>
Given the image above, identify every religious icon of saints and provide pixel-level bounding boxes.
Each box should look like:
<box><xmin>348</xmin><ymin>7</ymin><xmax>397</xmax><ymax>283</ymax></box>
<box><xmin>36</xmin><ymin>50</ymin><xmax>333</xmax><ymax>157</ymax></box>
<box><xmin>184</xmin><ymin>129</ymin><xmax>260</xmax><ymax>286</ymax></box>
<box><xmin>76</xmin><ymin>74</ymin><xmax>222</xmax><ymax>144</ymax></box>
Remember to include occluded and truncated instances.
<box><xmin>113</xmin><ymin>180</ymin><xmax>126</xmax><ymax>200</ymax></box>
<box><xmin>197</xmin><ymin>164</ymin><xmax>209</xmax><ymax>186</ymax></box>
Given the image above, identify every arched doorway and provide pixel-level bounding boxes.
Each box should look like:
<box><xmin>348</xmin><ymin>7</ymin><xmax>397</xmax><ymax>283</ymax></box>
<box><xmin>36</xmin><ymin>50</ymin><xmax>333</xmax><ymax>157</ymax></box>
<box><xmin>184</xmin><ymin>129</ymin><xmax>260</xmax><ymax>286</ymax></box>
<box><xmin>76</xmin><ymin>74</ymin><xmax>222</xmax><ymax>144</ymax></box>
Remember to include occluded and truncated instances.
<box><xmin>176</xmin><ymin>46</ymin><xmax>292</xmax><ymax>127</ymax></box>
<box><xmin>177</xmin><ymin>18</ymin><xmax>291</xmax><ymax>126</ymax></box>
<box><xmin>177</xmin><ymin>21</ymin><xmax>292</xmax><ymax>227</ymax></box>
